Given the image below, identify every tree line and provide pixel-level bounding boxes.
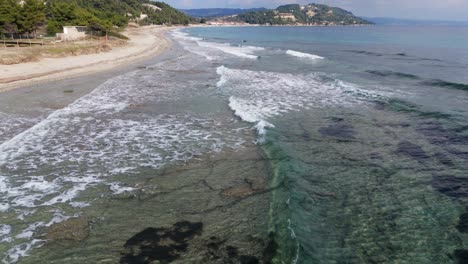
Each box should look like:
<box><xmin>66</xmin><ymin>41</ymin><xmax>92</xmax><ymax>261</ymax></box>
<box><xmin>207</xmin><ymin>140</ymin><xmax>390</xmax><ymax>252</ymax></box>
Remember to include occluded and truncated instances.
<box><xmin>0</xmin><ymin>0</ymin><xmax>46</xmax><ymax>38</ymax></box>
<box><xmin>0</xmin><ymin>0</ymin><xmax>194</xmax><ymax>39</ymax></box>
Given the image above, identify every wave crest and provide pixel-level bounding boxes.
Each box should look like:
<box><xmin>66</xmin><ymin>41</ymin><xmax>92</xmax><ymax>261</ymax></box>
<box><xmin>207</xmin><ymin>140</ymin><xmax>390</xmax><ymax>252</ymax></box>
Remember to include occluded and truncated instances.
<box><xmin>286</xmin><ymin>50</ymin><xmax>324</xmax><ymax>60</ymax></box>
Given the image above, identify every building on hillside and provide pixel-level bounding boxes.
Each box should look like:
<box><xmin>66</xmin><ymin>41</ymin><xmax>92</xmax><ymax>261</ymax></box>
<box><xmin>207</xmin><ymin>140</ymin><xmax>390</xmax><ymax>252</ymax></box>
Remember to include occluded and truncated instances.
<box><xmin>56</xmin><ymin>26</ymin><xmax>87</xmax><ymax>41</ymax></box>
<box><xmin>275</xmin><ymin>13</ymin><xmax>296</xmax><ymax>22</ymax></box>
<box><xmin>136</xmin><ymin>13</ymin><xmax>148</xmax><ymax>22</ymax></box>
<box><xmin>306</xmin><ymin>10</ymin><xmax>316</xmax><ymax>17</ymax></box>
<box><xmin>19</xmin><ymin>0</ymin><xmax>46</xmax><ymax>6</ymax></box>
<box><xmin>142</xmin><ymin>3</ymin><xmax>161</xmax><ymax>11</ymax></box>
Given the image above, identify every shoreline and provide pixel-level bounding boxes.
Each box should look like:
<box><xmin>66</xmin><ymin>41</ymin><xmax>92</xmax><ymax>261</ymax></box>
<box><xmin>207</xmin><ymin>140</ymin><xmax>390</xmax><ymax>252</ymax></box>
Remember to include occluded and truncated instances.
<box><xmin>0</xmin><ymin>25</ymin><xmax>176</xmax><ymax>93</ymax></box>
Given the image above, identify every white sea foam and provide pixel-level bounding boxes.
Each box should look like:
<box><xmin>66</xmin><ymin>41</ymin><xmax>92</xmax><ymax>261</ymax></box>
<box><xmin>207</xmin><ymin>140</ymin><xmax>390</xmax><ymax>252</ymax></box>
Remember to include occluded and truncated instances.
<box><xmin>0</xmin><ymin>224</ymin><xmax>12</xmax><ymax>243</ymax></box>
<box><xmin>109</xmin><ymin>182</ymin><xmax>137</xmax><ymax>194</ymax></box>
<box><xmin>197</xmin><ymin>41</ymin><xmax>264</xmax><ymax>59</ymax></box>
<box><xmin>228</xmin><ymin>97</ymin><xmax>275</xmax><ymax>143</ymax></box>
<box><xmin>171</xmin><ymin>30</ymin><xmax>217</xmax><ymax>60</ymax></box>
<box><xmin>172</xmin><ymin>30</ymin><xmax>265</xmax><ymax>60</ymax></box>
<box><xmin>1</xmin><ymin>59</ymin><xmax>247</xmax><ymax>262</ymax></box>
<box><xmin>217</xmin><ymin>66</ymin><xmax>388</xmax><ymax>142</ymax></box>
<box><xmin>171</xmin><ymin>30</ymin><xmax>203</xmax><ymax>42</ymax></box>
<box><xmin>3</xmin><ymin>239</ymin><xmax>44</xmax><ymax>264</ymax></box>
<box><xmin>286</xmin><ymin>50</ymin><xmax>324</xmax><ymax>60</ymax></box>
<box><xmin>0</xmin><ymin>113</ymin><xmax>41</xmax><ymax>146</ymax></box>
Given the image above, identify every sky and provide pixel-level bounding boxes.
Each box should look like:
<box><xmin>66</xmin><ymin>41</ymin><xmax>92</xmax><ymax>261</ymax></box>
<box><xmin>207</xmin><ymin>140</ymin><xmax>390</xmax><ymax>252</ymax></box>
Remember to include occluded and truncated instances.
<box><xmin>164</xmin><ymin>0</ymin><xmax>468</xmax><ymax>21</ymax></box>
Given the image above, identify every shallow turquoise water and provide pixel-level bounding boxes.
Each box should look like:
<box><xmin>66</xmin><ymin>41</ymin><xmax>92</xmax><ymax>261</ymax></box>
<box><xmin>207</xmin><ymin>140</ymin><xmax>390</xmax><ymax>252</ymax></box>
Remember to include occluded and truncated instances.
<box><xmin>0</xmin><ymin>26</ymin><xmax>468</xmax><ymax>263</ymax></box>
<box><xmin>182</xmin><ymin>25</ymin><xmax>468</xmax><ymax>263</ymax></box>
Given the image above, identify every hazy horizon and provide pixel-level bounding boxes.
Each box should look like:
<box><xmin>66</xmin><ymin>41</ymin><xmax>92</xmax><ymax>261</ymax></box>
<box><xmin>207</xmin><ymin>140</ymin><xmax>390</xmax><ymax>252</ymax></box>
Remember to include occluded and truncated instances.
<box><xmin>165</xmin><ymin>0</ymin><xmax>468</xmax><ymax>21</ymax></box>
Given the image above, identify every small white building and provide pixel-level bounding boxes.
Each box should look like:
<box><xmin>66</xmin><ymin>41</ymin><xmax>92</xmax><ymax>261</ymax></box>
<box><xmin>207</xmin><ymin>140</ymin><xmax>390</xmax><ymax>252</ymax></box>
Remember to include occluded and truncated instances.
<box><xmin>275</xmin><ymin>13</ymin><xmax>297</xmax><ymax>22</ymax></box>
<box><xmin>56</xmin><ymin>26</ymin><xmax>87</xmax><ymax>41</ymax></box>
<box><xmin>142</xmin><ymin>4</ymin><xmax>161</xmax><ymax>11</ymax></box>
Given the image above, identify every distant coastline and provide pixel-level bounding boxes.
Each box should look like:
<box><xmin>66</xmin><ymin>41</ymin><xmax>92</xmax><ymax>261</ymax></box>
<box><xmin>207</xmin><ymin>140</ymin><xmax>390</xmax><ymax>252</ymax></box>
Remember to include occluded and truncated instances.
<box><xmin>364</xmin><ymin>17</ymin><xmax>468</xmax><ymax>26</ymax></box>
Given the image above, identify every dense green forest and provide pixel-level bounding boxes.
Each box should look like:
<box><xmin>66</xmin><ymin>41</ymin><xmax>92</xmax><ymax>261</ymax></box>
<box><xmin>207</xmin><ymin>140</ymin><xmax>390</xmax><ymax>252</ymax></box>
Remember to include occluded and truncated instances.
<box><xmin>0</xmin><ymin>0</ymin><xmax>193</xmax><ymax>37</ymax></box>
<box><xmin>236</xmin><ymin>3</ymin><xmax>372</xmax><ymax>25</ymax></box>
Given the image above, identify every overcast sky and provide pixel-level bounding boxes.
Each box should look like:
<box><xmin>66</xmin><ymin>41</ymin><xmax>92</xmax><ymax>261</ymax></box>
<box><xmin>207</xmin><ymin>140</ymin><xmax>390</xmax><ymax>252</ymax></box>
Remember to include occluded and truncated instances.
<box><xmin>164</xmin><ymin>0</ymin><xmax>468</xmax><ymax>21</ymax></box>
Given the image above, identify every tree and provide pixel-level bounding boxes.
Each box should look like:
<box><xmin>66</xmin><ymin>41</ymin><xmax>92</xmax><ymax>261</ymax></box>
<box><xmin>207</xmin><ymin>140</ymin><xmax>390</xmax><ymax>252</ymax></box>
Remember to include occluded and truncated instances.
<box><xmin>0</xmin><ymin>0</ymin><xmax>20</xmax><ymax>37</ymax></box>
<box><xmin>18</xmin><ymin>0</ymin><xmax>46</xmax><ymax>37</ymax></box>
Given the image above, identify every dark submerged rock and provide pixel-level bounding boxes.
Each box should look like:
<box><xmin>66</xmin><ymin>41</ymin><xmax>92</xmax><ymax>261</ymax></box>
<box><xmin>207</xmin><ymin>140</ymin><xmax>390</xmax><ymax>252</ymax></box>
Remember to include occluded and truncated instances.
<box><xmin>417</xmin><ymin>122</ymin><xmax>468</xmax><ymax>146</ymax></box>
<box><xmin>262</xmin><ymin>234</ymin><xmax>279</xmax><ymax>264</ymax></box>
<box><xmin>433</xmin><ymin>152</ymin><xmax>454</xmax><ymax>166</ymax></box>
<box><xmin>432</xmin><ymin>175</ymin><xmax>468</xmax><ymax>198</ymax></box>
<box><xmin>457</xmin><ymin>212</ymin><xmax>468</xmax><ymax>234</ymax></box>
<box><xmin>396</xmin><ymin>141</ymin><xmax>430</xmax><ymax>162</ymax></box>
<box><xmin>120</xmin><ymin>221</ymin><xmax>203</xmax><ymax>264</ymax></box>
<box><xmin>319</xmin><ymin>122</ymin><xmax>356</xmax><ymax>140</ymax></box>
<box><xmin>454</xmin><ymin>249</ymin><xmax>468</xmax><ymax>264</ymax></box>
<box><xmin>422</xmin><ymin>79</ymin><xmax>468</xmax><ymax>91</ymax></box>
<box><xmin>239</xmin><ymin>255</ymin><xmax>260</xmax><ymax>264</ymax></box>
<box><xmin>366</xmin><ymin>70</ymin><xmax>420</xmax><ymax>80</ymax></box>
<box><xmin>226</xmin><ymin>245</ymin><xmax>239</xmax><ymax>258</ymax></box>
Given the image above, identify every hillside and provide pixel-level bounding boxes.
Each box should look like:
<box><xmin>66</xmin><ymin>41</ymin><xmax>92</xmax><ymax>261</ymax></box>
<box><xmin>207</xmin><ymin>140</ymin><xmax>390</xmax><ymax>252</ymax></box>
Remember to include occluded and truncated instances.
<box><xmin>234</xmin><ymin>3</ymin><xmax>372</xmax><ymax>25</ymax></box>
<box><xmin>180</xmin><ymin>8</ymin><xmax>267</xmax><ymax>18</ymax></box>
<box><xmin>0</xmin><ymin>0</ymin><xmax>193</xmax><ymax>37</ymax></box>
<box><xmin>47</xmin><ymin>0</ymin><xmax>193</xmax><ymax>29</ymax></box>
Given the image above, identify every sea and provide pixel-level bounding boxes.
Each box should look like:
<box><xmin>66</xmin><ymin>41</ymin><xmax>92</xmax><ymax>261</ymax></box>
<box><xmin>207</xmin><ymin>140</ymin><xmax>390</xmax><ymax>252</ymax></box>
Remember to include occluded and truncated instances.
<box><xmin>1</xmin><ymin>25</ymin><xmax>468</xmax><ymax>263</ymax></box>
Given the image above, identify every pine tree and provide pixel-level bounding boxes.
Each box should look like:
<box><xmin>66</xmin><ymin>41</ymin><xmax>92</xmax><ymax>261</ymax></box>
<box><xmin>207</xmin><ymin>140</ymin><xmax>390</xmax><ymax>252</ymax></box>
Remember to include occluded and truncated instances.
<box><xmin>18</xmin><ymin>0</ymin><xmax>46</xmax><ymax>37</ymax></box>
<box><xmin>0</xmin><ymin>0</ymin><xmax>20</xmax><ymax>37</ymax></box>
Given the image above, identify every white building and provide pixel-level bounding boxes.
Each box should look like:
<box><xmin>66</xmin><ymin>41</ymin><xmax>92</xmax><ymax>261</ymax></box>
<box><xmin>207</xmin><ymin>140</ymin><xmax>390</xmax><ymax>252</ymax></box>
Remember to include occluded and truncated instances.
<box><xmin>56</xmin><ymin>26</ymin><xmax>87</xmax><ymax>41</ymax></box>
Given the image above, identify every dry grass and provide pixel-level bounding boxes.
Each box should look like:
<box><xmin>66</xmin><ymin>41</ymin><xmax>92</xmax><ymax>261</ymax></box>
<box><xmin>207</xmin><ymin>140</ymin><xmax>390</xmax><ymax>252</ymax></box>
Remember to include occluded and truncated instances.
<box><xmin>0</xmin><ymin>38</ymin><xmax>127</xmax><ymax>65</ymax></box>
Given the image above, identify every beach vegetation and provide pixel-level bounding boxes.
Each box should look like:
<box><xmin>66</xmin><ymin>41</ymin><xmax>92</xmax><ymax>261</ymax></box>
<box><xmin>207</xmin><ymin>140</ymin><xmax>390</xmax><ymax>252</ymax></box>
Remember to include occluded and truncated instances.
<box><xmin>0</xmin><ymin>0</ymin><xmax>193</xmax><ymax>39</ymax></box>
<box><xmin>17</xmin><ymin>0</ymin><xmax>46</xmax><ymax>37</ymax></box>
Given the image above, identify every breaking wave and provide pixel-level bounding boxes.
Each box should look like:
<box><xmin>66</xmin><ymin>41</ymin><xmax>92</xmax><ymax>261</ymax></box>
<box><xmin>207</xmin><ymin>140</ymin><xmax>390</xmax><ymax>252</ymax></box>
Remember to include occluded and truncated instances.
<box><xmin>216</xmin><ymin>66</ymin><xmax>388</xmax><ymax>142</ymax></box>
<box><xmin>286</xmin><ymin>50</ymin><xmax>324</xmax><ymax>60</ymax></box>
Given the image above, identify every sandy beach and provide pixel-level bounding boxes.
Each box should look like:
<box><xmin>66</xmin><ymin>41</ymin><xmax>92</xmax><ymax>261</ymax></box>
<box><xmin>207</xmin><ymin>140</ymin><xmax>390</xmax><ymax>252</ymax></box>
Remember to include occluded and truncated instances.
<box><xmin>0</xmin><ymin>25</ymin><xmax>173</xmax><ymax>92</ymax></box>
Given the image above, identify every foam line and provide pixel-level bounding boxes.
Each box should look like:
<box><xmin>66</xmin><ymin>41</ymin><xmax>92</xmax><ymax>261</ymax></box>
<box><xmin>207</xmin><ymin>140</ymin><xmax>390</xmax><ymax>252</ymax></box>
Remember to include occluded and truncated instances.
<box><xmin>286</xmin><ymin>50</ymin><xmax>324</xmax><ymax>60</ymax></box>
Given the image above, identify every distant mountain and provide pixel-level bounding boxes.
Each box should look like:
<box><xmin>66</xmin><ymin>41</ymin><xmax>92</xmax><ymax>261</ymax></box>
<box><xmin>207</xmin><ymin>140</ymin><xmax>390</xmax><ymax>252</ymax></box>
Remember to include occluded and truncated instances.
<box><xmin>231</xmin><ymin>3</ymin><xmax>372</xmax><ymax>26</ymax></box>
<box><xmin>364</xmin><ymin>17</ymin><xmax>468</xmax><ymax>26</ymax></box>
<box><xmin>180</xmin><ymin>8</ymin><xmax>267</xmax><ymax>18</ymax></box>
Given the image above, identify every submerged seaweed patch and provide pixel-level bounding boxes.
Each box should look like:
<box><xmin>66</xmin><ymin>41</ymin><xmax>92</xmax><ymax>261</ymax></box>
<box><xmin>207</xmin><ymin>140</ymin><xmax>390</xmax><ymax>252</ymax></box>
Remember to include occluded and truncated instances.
<box><xmin>432</xmin><ymin>175</ymin><xmax>468</xmax><ymax>198</ymax></box>
<box><xmin>397</xmin><ymin>141</ymin><xmax>430</xmax><ymax>162</ymax></box>
<box><xmin>447</xmin><ymin>149</ymin><xmax>468</xmax><ymax>160</ymax></box>
<box><xmin>239</xmin><ymin>255</ymin><xmax>260</xmax><ymax>264</ymax></box>
<box><xmin>319</xmin><ymin>121</ymin><xmax>356</xmax><ymax>140</ymax></box>
<box><xmin>120</xmin><ymin>221</ymin><xmax>203</xmax><ymax>264</ymax></box>
<box><xmin>433</xmin><ymin>152</ymin><xmax>454</xmax><ymax>166</ymax></box>
<box><xmin>454</xmin><ymin>249</ymin><xmax>468</xmax><ymax>264</ymax></box>
<box><xmin>422</xmin><ymin>79</ymin><xmax>468</xmax><ymax>91</ymax></box>
<box><xmin>417</xmin><ymin>122</ymin><xmax>468</xmax><ymax>146</ymax></box>
<box><xmin>344</xmin><ymin>50</ymin><xmax>383</xmax><ymax>56</ymax></box>
<box><xmin>198</xmin><ymin>236</ymin><xmax>263</xmax><ymax>263</ymax></box>
<box><xmin>456</xmin><ymin>212</ymin><xmax>468</xmax><ymax>234</ymax></box>
<box><xmin>374</xmin><ymin>99</ymin><xmax>452</xmax><ymax>119</ymax></box>
<box><xmin>366</xmin><ymin>70</ymin><xmax>420</xmax><ymax>80</ymax></box>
